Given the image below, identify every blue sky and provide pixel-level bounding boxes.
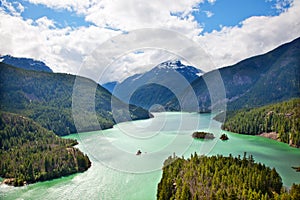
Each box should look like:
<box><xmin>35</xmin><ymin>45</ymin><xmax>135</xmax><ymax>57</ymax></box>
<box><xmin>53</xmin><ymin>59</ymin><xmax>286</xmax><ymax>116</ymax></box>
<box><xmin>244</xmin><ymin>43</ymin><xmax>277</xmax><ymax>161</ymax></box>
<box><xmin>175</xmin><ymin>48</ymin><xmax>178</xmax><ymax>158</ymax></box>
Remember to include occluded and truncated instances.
<box><xmin>21</xmin><ymin>3</ymin><xmax>90</xmax><ymax>28</ymax></box>
<box><xmin>193</xmin><ymin>0</ymin><xmax>285</xmax><ymax>33</ymax></box>
<box><xmin>1</xmin><ymin>0</ymin><xmax>291</xmax><ymax>32</ymax></box>
<box><xmin>0</xmin><ymin>0</ymin><xmax>91</xmax><ymax>28</ymax></box>
<box><xmin>0</xmin><ymin>0</ymin><xmax>299</xmax><ymax>82</ymax></box>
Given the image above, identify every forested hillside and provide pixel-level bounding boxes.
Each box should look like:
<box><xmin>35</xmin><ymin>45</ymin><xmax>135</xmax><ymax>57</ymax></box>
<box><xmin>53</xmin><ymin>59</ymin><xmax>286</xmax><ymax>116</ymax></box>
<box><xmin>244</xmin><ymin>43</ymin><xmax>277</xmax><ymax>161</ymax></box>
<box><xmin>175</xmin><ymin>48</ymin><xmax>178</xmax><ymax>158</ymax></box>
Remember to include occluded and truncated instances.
<box><xmin>0</xmin><ymin>112</ymin><xmax>91</xmax><ymax>186</ymax></box>
<box><xmin>0</xmin><ymin>62</ymin><xmax>150</xmax><ymax>136</ymax></box>
<box><xmin>220</xmin><ymin>99</ymin><xmax>300</xmax><ymax>147</ymax></box>
<box><xmin>157</xmin><ymin>153</ymin><xmax>300</xmax><ymax>200</ymax></box>
<box><xmin>165</xmin><ymin>37</ymin><xmax>300</xmax><ymax>112</ymax></box>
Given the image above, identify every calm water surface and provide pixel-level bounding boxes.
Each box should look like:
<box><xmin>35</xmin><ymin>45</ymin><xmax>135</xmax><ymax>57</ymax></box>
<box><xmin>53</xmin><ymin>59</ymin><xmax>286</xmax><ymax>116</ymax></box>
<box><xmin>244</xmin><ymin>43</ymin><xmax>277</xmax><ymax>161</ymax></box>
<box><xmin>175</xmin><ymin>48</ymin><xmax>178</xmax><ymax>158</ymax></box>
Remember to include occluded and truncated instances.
<box><xmin>1</xmin><ymin>112</ymin><xmax>299</xmax><ymax>200</ymax></box>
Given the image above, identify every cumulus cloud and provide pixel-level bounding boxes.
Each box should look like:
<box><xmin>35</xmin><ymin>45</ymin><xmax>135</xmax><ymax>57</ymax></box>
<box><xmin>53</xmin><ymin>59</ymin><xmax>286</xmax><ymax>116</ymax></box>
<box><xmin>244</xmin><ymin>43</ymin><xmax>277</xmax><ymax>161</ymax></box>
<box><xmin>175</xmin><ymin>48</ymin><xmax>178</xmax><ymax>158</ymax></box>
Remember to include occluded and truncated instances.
<box><xmin>0</xmin><ymin>9</ymin><xmax>121</xmax><ymax>75</ymax></box>
<box><xmin>82</xmin><ymin>0</ymin><xmax>205</xmax><ymax>38</ymax></box>
<box><xmin>0</xmin><ymin>0</ymin><xmax>299</xmax><ymax>84</ymax></box>
<box><xmin>79</xmin><ymin>28</ymin><xmax>213</xmax><ymax>83</ymax></box>
<box><xmin>27</xmin><ymin>0</ymin><xmax>204</xmax><ymax>37</ymax></box>
<box><xmin>35</xmin><ymin>16</ymin><xmax>56</xmax><ymax>28</ymax></box>
<box><xmin>27</xmin><ymin>0</ymin><xmax>92</xmax><ymax>13</ymax></box>
<box><xmin>1</xmin><ymin>0</ymin><xmax>205</xmax><ymax>81</ymax></box>
<box><xmin>95</xmin><ymin>50</ymin><xmax>177</xmax><ymax>83</ymax></box>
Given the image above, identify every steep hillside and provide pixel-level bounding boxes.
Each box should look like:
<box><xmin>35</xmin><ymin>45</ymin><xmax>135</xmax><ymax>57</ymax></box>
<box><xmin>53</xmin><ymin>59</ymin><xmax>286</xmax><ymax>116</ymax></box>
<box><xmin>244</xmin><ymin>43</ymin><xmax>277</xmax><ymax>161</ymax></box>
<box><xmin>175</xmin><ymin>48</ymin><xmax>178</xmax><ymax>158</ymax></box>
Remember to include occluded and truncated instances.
<box><xmin>102</xmin><ymin>81</ymin><xmax>118</xmax><ymax>93</ymax></box>
<box><xmin>0</xmin><ymin>63</ymin><xmax>150</xmax><ymax>136</ymax></box>
<box><xmin>166</xmin><ymin>37</ymin><xmax>300</xmax><ymax>111</ymax></box>
<box><xmin>0</xmin><ymin>112</ymin><xmax>91</xmax><ymax>186</ymax></box>
<box><xmin>219</xmin><ymin>98</ymin><xmax>300</xmax><ymax>147</ymax></box>
<box><xmin>0</xmin><ymin>55</ymin><xmax>53</xmax><ymax>72</ymax></box>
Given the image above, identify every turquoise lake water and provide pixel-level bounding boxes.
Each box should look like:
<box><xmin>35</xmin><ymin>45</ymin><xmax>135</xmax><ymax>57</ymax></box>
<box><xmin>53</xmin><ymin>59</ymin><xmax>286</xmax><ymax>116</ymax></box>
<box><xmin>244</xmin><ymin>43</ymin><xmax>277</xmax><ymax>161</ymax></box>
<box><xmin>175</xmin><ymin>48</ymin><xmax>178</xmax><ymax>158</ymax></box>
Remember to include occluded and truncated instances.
<box><xmin>1</xmin><ymin>112</ymin><xmax>299</xmax><ymax>200</ymax></box>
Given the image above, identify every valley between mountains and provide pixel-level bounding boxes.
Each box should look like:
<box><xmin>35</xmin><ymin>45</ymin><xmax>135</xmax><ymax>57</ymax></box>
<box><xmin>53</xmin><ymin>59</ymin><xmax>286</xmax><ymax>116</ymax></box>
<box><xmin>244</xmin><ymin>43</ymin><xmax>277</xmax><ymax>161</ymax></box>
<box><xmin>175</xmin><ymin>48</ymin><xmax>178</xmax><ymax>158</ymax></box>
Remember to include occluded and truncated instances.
<box><xmin>0</xmin><ymin>37</ymin><xmax>299</xmax><ymax>199</ymax></box>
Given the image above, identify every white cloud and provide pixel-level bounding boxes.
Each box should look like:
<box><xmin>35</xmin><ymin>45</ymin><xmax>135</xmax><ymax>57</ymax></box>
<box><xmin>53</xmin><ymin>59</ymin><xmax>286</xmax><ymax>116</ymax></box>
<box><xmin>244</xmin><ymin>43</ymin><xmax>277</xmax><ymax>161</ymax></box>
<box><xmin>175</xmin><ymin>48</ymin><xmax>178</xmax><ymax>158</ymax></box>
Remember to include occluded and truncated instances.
<box><xmin>0</xmin><ymin>0</ymin><xmax>299</xmax><ymax>84</ymax></box>
<box><xmin>27</xmin><ymin>0</ymin><xmax>92</xmax><ymax>13</ymax></box>
<box><xmin>98</xmin><ymin>49</ymin><xmax>176</xmax><ymax>83</ymax></box>
<box><xmin>207</xmin><ymin>0</ymin><xmax>216</xmax><ymax>5</ymax></box>
<box><xmin>204</xmin><ymin>10</ymin><xmax>214</xmax><ymax>18</ymax></box>
<box><xmin>27</xmin><ymin>0</ymin><xmax>204</xmax><ymax>37</ymax></box>
<box><xmin>36</xmin><ymin>16</ymin><xmax>56</xmax><ymax>28</ymax></box>
<box><xmin>0</xmin><ymin>10</ymin><xmax>121</xmax><ymax>75</ymax></box>
<box><xmin>1</xmin><ymin>0</ymin><xmax>205</xmax><ymax>80</ymax></box>
<box><xmin>83</xmin><ymin>0</ymin><xmax>204</xmax><ymax>37</ymax></box>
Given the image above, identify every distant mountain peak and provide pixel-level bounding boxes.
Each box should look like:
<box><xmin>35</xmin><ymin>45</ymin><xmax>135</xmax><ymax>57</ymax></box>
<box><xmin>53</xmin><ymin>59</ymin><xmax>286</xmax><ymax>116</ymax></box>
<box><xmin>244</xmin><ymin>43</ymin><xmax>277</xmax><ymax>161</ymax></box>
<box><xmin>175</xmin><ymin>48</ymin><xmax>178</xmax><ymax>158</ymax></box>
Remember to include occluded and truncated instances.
<box><xmin>108</xmin><ymin>59</ymin><xmax>204</xmax><ymax>110</ymax></box>
<box><xmin>0</xmin><ymin>55</ymin><xmax>53</xmax><ymax>73</ymax></box>
<box><xmin>154</xmin><ymin>59</ymin><xmax>203</xmax><ymax>76</ymax></box>
<box><xmin>157</xmin><ymin>59</ymin><xmax>187</xmax><ymax>70</ymax></box>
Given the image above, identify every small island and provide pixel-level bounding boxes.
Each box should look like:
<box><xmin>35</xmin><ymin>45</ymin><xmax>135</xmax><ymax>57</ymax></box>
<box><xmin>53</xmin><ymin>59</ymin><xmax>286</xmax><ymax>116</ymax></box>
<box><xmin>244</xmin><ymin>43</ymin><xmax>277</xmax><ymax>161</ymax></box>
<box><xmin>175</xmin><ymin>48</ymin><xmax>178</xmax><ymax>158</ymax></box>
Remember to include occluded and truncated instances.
<box><xmin>136</xmin><ymin>150</ymin><xmax>142</xmax><ymax>155</ymax></box>
<box><xmin>292</xmin><ymin>166</ymin><xmax>300</xmax><ymax>172</ymax></box>
<box><xmin>220</xmin><ymin>133</ymin><xmax>229</xmax><ymax>141</ymax></box>
<box><xmin>198</xmin><ymin>109</ymin><xmax>211</xmax><ymax>114</ymax></box>
<box><xmin>192</xmin><ymin>131</ymin><xmax>215</xmax><ymax>139</ymax></box>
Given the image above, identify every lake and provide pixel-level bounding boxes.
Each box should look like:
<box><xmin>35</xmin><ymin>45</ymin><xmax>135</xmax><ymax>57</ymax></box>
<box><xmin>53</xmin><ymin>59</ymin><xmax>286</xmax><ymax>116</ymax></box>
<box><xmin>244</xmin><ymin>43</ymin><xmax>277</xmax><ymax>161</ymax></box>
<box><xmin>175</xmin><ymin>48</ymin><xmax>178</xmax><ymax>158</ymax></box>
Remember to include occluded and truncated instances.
<box><xmin>1</xmin><ymin>112</ymin><xmax>299</xmax><ymax>200</ymax></box>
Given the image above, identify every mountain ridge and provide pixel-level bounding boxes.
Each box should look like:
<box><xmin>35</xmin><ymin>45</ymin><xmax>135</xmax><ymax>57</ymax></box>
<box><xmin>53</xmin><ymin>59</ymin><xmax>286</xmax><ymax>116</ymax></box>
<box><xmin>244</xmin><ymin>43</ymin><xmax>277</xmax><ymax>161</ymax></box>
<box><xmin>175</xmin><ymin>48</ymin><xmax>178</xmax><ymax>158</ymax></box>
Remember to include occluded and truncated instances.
<box><xmin>0</xmin><ymin>62</ymin><xmax>151</xmax><ymax>136</ymax></box>
<box><xmin>0</xmin><ymin>55</ymin><xmax>53</xmax><ymax>73</ymax></box>
<box><xmin>165</xmin><ymin>36</ymin><xmax>300</xmax><ymax>112</ymax></box>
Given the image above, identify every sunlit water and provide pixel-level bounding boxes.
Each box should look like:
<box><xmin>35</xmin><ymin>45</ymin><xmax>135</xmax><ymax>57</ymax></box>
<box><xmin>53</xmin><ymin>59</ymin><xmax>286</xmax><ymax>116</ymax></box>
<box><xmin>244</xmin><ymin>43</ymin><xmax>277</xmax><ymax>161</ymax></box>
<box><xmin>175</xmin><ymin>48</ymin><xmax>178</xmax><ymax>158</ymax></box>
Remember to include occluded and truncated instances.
<box><xmin>1</xmin><ymin>112</ymin><xmax>299</xmax><ymax>200</ymax></box>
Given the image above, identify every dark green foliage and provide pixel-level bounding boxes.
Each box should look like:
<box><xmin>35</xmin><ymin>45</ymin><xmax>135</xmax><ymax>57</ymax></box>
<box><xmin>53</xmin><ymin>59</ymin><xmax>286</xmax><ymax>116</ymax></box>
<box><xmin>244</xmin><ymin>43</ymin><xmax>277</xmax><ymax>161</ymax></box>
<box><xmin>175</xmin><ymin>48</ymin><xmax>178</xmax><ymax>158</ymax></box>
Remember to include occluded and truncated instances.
<box><xmin>289</xmin><ymin>184</ymin><xmax>300</xmax><ymax>200</ymax></box>
<box><xmin>192</xmin><ymin>131</ymin><xmax>215</xmax><ymax>139</ymax></box>
<box><xmin>0</xmin><ymin>112</ymin><xmax>91</xmax><ymax>186</ymax></box>
<box><xmin>157</xmin><ymin>153</ymin><xmax>298</xmax><ymax>200</ymax></box>
<box><xmin>220</xmin><ymin>99</ymin><xmax>300</xmax><ymax>147</ymax></box>
<box><xmin>130</xmin><ymin>83</ymin><xmax>179</xmax><ymax>110</ymax></box>
<box><xmin>0</xmin><ymin>62</ymin><xmax>150</xmax><ymax>136</ymax></box>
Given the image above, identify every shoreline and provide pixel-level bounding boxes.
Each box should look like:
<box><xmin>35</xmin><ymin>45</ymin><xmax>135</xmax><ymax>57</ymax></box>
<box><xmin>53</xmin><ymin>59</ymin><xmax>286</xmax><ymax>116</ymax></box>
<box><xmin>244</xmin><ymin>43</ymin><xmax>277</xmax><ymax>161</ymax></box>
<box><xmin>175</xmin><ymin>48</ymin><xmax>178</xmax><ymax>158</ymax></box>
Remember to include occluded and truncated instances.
<box><xmin>258</xmin><ymin>132</ymin><xmax>298</xmax><ymax>148</ymax></box>
<box><xmin>258</xmin><ymin>132</ymin><xmax>279</xmax><ymax>140</ymax></box>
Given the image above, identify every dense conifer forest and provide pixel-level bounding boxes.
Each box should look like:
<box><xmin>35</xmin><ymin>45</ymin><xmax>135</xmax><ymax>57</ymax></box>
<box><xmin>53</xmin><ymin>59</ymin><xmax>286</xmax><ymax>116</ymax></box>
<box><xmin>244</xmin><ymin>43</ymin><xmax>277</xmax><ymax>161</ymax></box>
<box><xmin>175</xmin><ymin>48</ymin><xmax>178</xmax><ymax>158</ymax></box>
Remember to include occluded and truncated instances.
<box><xmin>0</xmin><ymin>112</ymin><xmax>91</xmax><ymax>186</ymax></box>
<box><xmin>217</xmin><ymin>99</ymin><xmax>300</xmax><ymax>147</ymax></box>
<box><xmin>157</xmin><ymin>153</ymin><xmax>300</xmax><ymax>200</ymax></box>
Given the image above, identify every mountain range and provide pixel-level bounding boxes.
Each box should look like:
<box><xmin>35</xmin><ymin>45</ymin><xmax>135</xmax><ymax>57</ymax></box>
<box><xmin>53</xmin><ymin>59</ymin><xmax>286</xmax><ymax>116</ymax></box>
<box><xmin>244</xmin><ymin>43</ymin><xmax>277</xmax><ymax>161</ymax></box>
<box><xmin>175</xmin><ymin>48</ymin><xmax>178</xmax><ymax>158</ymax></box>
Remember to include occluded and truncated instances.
<box><xmin>0</xmin><ymin>62</ymin><xmax>150</xmax><ymax>136</ymax></box>
<box><xmin>1</xmin><ymin>37</ymin><xmax>299</xmax><ymax>135</ymax></box>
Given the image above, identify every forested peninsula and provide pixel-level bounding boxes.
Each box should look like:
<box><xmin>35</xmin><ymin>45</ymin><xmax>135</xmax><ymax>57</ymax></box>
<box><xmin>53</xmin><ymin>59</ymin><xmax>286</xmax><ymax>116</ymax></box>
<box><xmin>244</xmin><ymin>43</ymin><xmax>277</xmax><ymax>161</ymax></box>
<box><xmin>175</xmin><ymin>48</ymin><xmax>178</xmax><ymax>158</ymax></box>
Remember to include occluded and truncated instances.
<box><xmin>157</xmin><ymin>153</ymin><xmax>300</xmax><ymax>200</ymax></box>
<box><xmin>216</xmin><ymin>99</ymin><xmax>300</xmax><ymax>147</ymax></box>
<box><xmin>0</xmin><ymin>112</ymin><xmax>91</xmax><ymax>186</ymax></box>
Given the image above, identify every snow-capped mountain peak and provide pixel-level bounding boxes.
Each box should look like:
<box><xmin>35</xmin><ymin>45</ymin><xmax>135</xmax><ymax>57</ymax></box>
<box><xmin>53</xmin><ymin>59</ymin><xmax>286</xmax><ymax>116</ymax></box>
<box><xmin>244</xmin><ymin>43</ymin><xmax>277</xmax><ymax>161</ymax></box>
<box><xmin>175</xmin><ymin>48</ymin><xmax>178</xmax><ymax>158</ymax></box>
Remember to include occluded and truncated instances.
<box><xmin>154</xmin><ymin>59</ymin><xmax>203</xmax><ymax>77</ymax></box>
<box><xmin>157</xmin><ymin>59</ymin><xmax>186</xmax><ymax>70</ymax></box>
